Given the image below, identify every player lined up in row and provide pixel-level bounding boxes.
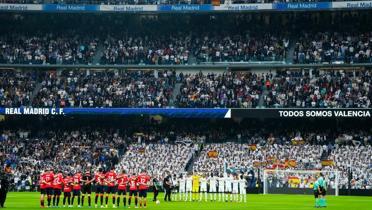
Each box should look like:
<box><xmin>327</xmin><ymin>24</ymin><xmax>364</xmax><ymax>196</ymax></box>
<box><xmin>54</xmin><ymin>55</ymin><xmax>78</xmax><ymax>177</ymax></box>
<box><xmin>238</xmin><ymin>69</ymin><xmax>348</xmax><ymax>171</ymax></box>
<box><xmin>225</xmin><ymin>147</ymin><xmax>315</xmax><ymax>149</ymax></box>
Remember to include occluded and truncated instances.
<box><xmin>39</xmin><ymin>167</ymin><xmax>151</xmax><ymax>209</ymax></box>
<box><xmin>39</xmin><ymin>168</ymin><xmax>249</xmax><ymax>208</ymax></box>
<box><xmin>166</xmin><ymin>172</ymin><xmax>247</xmax><ymax>203</ymax></box>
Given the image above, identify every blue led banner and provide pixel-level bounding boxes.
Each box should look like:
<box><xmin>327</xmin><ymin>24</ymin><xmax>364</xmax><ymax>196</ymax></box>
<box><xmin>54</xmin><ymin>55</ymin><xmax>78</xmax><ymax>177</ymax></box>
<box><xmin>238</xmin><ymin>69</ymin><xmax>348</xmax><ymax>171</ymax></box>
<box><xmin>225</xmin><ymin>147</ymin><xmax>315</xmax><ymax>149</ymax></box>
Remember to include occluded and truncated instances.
<box><xmin>0</xmin><ymin>107</ymin><xmax>231</xmax><ymax>118</ymax></box>
<box><xmin>42</xmin><ymin>4</ymin><xmax>99</xmax><ymax>12</ymax></box>
<box><xmin>0</xmin><ymin>1</ymin><xmax>371</xmax><ymax>12</ymax></box>
<box><xmin>0</xmin><ymin>108</ymin><xmax>371</xmax><ymax>118</ymax></box>
<box><xmin>273</xmin><ymin>2</ymin><xmax>331</xmax><ymax>10</ymax></box>
<box><xmin>157</xmin><ymin>4</ymin><xmax>213</xmax><ymax>11</ymax></box>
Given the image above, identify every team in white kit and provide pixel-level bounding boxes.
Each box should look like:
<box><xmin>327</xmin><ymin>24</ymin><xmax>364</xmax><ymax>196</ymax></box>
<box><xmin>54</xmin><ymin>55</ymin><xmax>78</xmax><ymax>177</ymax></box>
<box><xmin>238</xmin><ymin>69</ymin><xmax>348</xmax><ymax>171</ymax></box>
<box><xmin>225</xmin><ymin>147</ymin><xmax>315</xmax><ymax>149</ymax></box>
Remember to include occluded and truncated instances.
<box><xmin>169</xmin><ymin>173</ymin><xmax>247</xmax><ymax>202</ymax></box>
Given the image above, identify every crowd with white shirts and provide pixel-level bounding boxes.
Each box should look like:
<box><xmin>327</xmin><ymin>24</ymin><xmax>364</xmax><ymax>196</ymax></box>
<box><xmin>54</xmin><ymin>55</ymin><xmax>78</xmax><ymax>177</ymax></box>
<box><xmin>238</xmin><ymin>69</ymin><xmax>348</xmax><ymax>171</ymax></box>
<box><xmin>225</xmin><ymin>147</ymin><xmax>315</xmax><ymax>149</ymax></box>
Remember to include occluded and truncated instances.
<box><xmin>327</xmin><ymin>145</ymin><xmax>372</xmax><ymax>189</ymax></box>
<box><xmin>193</xmin><ymin>143</ymin><xmax>324</xmax><ymax>174</ymax></box>
<box><xmin>193</xmin><ymin>139</ymin><xmax>371</xmax><ymax>189</ymax></box>
<box><xmin>116</xmin><ymin>143</ymin><xmax>195</xmax><ymax>180</ymax></box>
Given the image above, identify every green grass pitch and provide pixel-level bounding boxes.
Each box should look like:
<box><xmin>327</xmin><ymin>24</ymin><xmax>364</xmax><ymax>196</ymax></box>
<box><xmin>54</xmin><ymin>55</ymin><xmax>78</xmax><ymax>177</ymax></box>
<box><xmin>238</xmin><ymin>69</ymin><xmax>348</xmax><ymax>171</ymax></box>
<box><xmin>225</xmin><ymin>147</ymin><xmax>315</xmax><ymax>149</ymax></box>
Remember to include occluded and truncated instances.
<box><xmin>4</xmin><ymin>192</ymin><xmax>372</xmax><ymax>210</ymax></box>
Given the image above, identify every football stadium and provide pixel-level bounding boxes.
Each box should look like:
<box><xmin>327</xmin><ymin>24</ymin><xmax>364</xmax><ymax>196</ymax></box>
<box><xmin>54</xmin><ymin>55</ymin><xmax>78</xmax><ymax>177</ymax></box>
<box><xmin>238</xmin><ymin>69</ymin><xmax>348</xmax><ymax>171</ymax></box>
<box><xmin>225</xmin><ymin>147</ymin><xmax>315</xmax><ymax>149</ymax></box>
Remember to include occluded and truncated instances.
<box><xmin>0</xmin><ymin>1</ymin><xmax>371</xmax><ymax>210</ymax></box>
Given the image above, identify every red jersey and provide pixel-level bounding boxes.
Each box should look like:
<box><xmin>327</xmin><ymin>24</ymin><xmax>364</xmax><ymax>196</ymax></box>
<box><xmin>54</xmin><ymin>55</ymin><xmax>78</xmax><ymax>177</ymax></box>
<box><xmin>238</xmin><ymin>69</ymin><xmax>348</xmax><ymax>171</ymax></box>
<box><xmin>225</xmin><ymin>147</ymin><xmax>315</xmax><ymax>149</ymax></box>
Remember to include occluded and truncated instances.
<box><xmin>117</xmin><ymin>174</ymin><xmax>129</xmax><ymax>190</ymax></box>
<box><xmin>44</xmin><ymin>172</ymin><xmax>55</xmax><ymax>188</ymax></box>
<box><xmin>53</xmin><ymin>173</ymin><xmax>64</xmax><ymax>189</ymax></box>
<box><xmin>137</xmin><ymin>173</ymin><xmax>151</xmax><ymax>190</ymax></box>
<box><xmin>129</xmin><ymin>176</ymin><xmax>138</xmax><ymax>191</ymax></box>
<box><xmin>105</xmin><ymin>171</ymin><xmax>117</xmax><ymax>187</ymax></box>
<box><xmin>95</xmin><ymin>172</ymin><xmax>105</xmax><ymax>186</ymax></box>
<box><xmin>63</xmin><ymin>176</ymin><xmax>73</xmax><ymax>193</ymax></box>
<box><xmin>72</xmin><ymin>173</ymin><xmax>82</xmax><ymax>190</ymax></box>
<box><xmin>40</xmin><ymin>173</ymin><xmax>47</xmax><ymax>189</ymax></box>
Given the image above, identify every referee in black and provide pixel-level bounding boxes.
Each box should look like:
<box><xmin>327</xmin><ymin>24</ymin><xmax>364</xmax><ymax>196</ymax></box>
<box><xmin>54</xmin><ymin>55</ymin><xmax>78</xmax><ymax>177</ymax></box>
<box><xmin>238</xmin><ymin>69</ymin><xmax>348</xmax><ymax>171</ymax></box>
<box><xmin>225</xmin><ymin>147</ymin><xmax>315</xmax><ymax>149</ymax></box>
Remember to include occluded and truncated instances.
<box><xmin>163</xmin><ymin>174</ymin><xmax>172</xmax><ymax>202</ymax></box>
<box><xmin>0</xmin><ymin>164</ymin><xmax>12</xmax><ymax>208</ymax></box>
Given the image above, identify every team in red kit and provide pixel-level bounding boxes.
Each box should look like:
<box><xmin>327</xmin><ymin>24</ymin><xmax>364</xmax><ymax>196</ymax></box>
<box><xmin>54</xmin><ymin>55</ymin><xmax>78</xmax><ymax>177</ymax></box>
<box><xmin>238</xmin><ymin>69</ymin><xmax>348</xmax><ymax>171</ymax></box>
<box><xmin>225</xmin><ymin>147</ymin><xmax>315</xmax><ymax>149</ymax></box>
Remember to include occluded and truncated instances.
<box><xmin>39</xmin><ymin>167</ymin><xmax>151</xmax><ymax>208</ymax></box>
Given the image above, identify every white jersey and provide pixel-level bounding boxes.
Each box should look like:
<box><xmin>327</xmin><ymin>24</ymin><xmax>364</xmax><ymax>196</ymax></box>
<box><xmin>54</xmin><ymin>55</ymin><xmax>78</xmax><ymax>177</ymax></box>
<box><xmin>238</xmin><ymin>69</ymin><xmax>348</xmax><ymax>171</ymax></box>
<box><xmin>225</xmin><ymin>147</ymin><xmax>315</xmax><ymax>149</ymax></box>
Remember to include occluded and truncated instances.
<box><xmin>232</xmin><ymin>180</ymin><xmax>239</xmax><ymax>194</ymax></box>
<box><xmin>172</xmin><ymin>178</ymin><xmax>178</xmax><ymax>191</ymax></box>
<box><xmin>218</xmin><ymin>177</ymin><xmax>225</xmax><ymax>192</ymax></box>
<box><xmin>200</xmin><ymin>178</ymin><xmax>207</xmax><ymax>192</ymax></box>
<box><xmin>239</xmin><ymin>179</ymin><xmax>246</xmax><ymax>194</ymax></box>
<box><xmin>179</xmin><ymin>178</ymin><xmax>186</xmax><ymax>192</ymax></box>
<box><xmin>209</xmin><ymin>176</ymin><xmax>217</xmax><ymax>192</ymax></box>
<box><xmin>186</xmin><ymin>177</ymin><xmax>193</xmax><ymax>191</ymax></box>
<box><xmin>225</xmin><ymin>177</ymin><xmax>232</xmax><ymax>192</ymax></box>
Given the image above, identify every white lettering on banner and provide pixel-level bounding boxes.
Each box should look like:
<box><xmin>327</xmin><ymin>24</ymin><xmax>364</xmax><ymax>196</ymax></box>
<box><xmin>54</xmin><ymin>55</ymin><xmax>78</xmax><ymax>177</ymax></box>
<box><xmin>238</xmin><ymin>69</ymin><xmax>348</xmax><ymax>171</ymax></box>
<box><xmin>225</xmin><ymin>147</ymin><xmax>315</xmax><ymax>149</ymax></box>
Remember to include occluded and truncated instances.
<box><xmin>57</xmin><ymin>5</ymin><xmax>82</xmax><ymax>11</ymax></box>
<box><xmin>278</xmin><ymin>110</ymin><xmax>371</xmax><ymax>118</ymax></box>
<box><xmin>287</xmin><ymin>3</ymin><xmax>320</xmax><ymax>9</ymax></box>
<box><xmin>4</xmin><ymin>108</ymin><xmax>65</xmax><ymax>115</ymax></box>
<box><xmin>100</xmin><ymin>5</ymin><xmax>157</xmax><ymax>12</ymax></box>
<box><xmin>169</xmin><ymin>5</ymin><xmax>202</xmax><ymax>11</ymax></box>
<box><xmin>5</xmin><ymin>108</ymin><xmax>21</xmax><ymax>115</ymax></box>
<box><xmin>215</xmin><ymin>4</ymin><xmax>272</xmax><ymax>11</ymax></box>
<box><xmin>305</xmin><ymin>111</ymin><xmax>333</xmax><ymax>117</ymax></box>
<box><xmin>333</xmin><ymin>110</ymin><xmax>371</xmax><ymax>117</ymax></box>
<box><xmin>279</xmin><ymin>111</ymin><xmax>304</xmax><ymax>117</ymax></box>
<box><xmin>0</xmin><ymin>4</ymin><xmax>41</xmax><ymax>11</ymax></box>
<box><xmin>23</xmin><ymin>108</ymin><xmax>49</xmax><ymax>115</ymax></box>
<box><xmin>333</xmin><ymin>1</ymin><xmax>372</xmax><ymax>9</ymax></box>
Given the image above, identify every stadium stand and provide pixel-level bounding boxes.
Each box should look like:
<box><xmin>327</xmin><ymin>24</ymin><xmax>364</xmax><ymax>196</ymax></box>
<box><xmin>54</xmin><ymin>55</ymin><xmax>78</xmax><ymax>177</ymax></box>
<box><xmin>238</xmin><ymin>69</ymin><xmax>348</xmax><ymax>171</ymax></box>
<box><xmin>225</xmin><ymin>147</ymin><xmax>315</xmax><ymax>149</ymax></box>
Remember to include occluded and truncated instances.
<box><xmin>0</xmin><ymin>70</ymin><xmax>39</xmax><ymax>107</ymax></box>
<box><xmin>1</xmin><ymin>13</ymin><xmax>371</xmax><ymax>65</ymax></box>
<box><xmin>100</xmin><ymin>35</ymin><xmax>191</xmax><ymax>65</ymax></box>
<box><xmin>294</xmin><ymin>32</ymin><xmax>372</xmax><ymax>64</ymax></box>
<box><xmin>32</xmin><ymin>70</ymin><xmax>176</xmax><ymax>108</ymax></box>
<box><xmin>0</xmin><ymin>129</ymin><xmax>124</xmax><ymax>174</ymax></box>
<box><xmin>116</xmin><ymin>143</ymin><xmax>195</xmax><ymax>180</ymax></box>
<box><xmin>263</xmin><ymin>69</ymin><xmax>371</xmax><ymax>108</ymax></box>
<box><xmin>1</xmin><ymin>122</ymin><xmax>371</xmax><ymax>190</ymax></box>
<box><xmin>0</xmin><ymin>69</ymin><xmax>370</xmax><ymax>108</ymax></box>
<box><xmin>327</xmin><ymin>145</ymin><xmax>372</xmax><ymax>189</ymax></box>
<box><xmin>176</xmin><ymin>71</ymin><xmax>264</xmax><ymax>108</ymax></box>
<box><xmin>0</xmin><ymin>33</ymin><xmax>98</xmax><ymax>65</ymax></box>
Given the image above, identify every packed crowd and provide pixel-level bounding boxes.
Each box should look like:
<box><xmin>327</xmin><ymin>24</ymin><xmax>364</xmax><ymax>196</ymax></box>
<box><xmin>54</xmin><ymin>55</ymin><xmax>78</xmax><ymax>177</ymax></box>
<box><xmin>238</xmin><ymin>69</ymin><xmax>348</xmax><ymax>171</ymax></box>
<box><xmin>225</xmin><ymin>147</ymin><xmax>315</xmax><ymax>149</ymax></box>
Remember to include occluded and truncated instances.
<box><xmin>194</xmin><ymin>142</ymin><xmax>371</xmax><ymax>189</ymax></box>
<box><xmin>263</xmin><ymin>70</ymin><xmax>371</xmax><ymax>108</ymax></box>
<box><xmin>193</xmin><ymin>143</ymin><xmax>325</xmax><ymax>174</ymax></box>
<box><xmin>5</xmin><ymin>31</ymin><xmax>372</xmax><ymax>65</ymax></box>
<box><xmin>327</xmin><ymin>145</ymin><xmax>372</xmax><ymax>189</ymax></box>
<box><xmin>195</xmin><ymin>34</ymin><xmax>287</xmax><ymax>63</ymax></box>
<box><xmin>116</xmin><ymin>143</ymin><xmax>195</xmax><ymax>180</ymax></box>
<box><xmin>294</xmin><ymin>32</ymin><xmax>372</xmax><ymax>64</ymax></box>
<box><xmin>33</xmin><ymin>70</ymin><xmax>176</xmax><ymax>108</ymax></box>
<box><xmin>0</xmin><ymin>34</ymin><xmax>98</xmax><ymax>65</ymax></box>
<box><xmin>99</xmin><ymin>33</ymin><xmax>286</xmax><ymax>65</ymax></box>
<box><xmin>0</xmin><ymin>129</ymin><xmax>125</xmax><ymax>184</ymax></box>
<box><xmin>176</xmin><ymin>72</ymin><xmax>264</xmax><ymax>108</ymax></box>
<box><xmin>1</xmin><ymin>69</ymin><xmax>370</xmax><ymax>108</ymax></box>
<box><xmin>0</xmin><ymin>69</ymin><xmax>371</xmax><ymax>108</ymax></box>
<box><xmin>1</xmin><ymin>126</ymin><xmax>371</xmax><ymax>190</ymax></box>
<box><xmin>100</xmin><ymin>35</ymin><xmax>191</xmax><ymax>65</ymax></box>
<box><xmin>0</xmin><ymin>70</ymin><xmax>38</xmax><ymax>107</ymax></box>
<box><xmin>1</xmin><ymin>34</ymin><xmax>286</xmax><ymax>65</ymax></box>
